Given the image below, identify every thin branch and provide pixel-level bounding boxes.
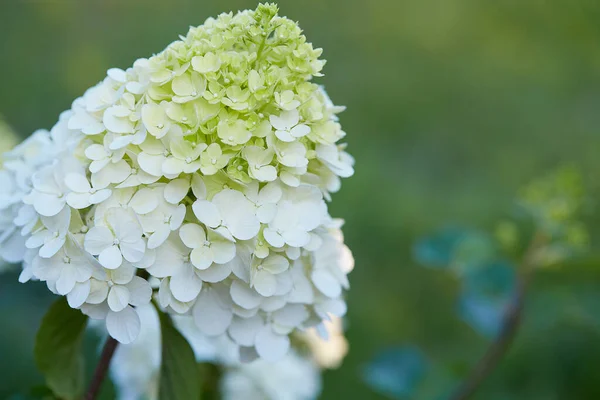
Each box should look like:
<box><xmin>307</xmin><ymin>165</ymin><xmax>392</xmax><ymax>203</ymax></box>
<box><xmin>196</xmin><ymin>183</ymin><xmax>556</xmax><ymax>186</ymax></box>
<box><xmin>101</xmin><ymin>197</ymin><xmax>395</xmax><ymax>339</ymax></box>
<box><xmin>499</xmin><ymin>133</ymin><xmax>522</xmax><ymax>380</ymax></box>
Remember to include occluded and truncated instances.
<box><xmin>85</xmin><ymin>336</ymin><xmax>119</xmax><ymax>400</ymax></box>
<box><xmin>448</xmin><ymin>233</ymin><xmax>545</xmax><ymax>400</ymax></box>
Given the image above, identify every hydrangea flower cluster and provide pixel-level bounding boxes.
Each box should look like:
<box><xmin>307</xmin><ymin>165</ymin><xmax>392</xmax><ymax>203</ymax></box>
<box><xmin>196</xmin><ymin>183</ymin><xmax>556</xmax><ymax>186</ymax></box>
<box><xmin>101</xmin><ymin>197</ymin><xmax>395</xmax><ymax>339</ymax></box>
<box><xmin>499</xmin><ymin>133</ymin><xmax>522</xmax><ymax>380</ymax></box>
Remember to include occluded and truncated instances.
<box><xmin>0</xmin><ymin>3</ymin><xmax>354</xmax><ymax>361</ymax></box>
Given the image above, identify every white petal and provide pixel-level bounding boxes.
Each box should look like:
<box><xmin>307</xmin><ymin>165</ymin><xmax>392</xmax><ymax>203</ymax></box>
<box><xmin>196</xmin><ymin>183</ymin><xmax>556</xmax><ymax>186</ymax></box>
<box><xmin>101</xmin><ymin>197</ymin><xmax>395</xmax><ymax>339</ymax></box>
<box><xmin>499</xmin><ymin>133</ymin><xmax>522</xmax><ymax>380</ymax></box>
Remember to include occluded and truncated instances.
<box><xmin>263</xmin><ymin>228</ymin><xmax>285</xmax><ymax>248</ymax></box>
<box><xmin>312</xmin><ymin>270</ymin><xmax>342</xmax><ymax>298</ymax></box>
<box><xmin>258</xmin><ymin>182</ymin><xmax>282</xmax><ymax>204</ymax></box>
<box><xmin>67</xmin><ymin>281</ymin><xmax>91</xmax><ymax>308</ymax></box>
<box><xmin>274</xmin><ymin>129</ymin><xmax>295</xmax><ymax>142</ymax></box>
<box><xmin>228</xmin><ymin>315</ymin><xmax>264</xmax><ymax>347</ymax></box>
<box><xmin>106</xmin><ymin>307</ymin><xmax>141</xmax><ymax>344</ymax></box>
<box><xmin>89</xmin><ymin>189</ymin><xmax>112</xmax><ymax>205</ymax></box>
<box><xmin>65</xmin><ymin>173</ymin><xmax>91</xmax><ymax>193</ymax></box>
<box><xmin>56</xmin><ymin>268</ymin><xmax>77</xmax><ymax>295</ymax></box>
<box><xmin>66</xmin><ymin>193</ymin><xmax>92</xmax><ymax>210</ymax></box>
<box><xmin>162</xmin><ymin>157</ymin><xmax>186</xmax><ymax>176</ymax></box>
<box><xmin>290</xmin><ymin>124</ymin><xmax>311</xmax><ymax>138</ymax></box>
<box><xmin>192</xmin><ymin>200</ymin><xmax>221</xmax><ymax>228</ymax></box>
<box><xmin>272</xmin><ymin>304</ymin><xmax>309</xmax><ymax>327</ymax></box>
<box><xmin>39</xmin><ymin>237</ymin><xmax>66</xmax><ymax>259</ymax></box>
<box><xmin>85</xmin><ymin>143</ymin><xmax>108</xmax><ymax>160</ymax></box>
<box><xmin>126</xmin><ymin>276</ymin><xmax>153</xmax><ymax>306</ymax></box>
<box><xmin>262</xmin><ymin>255</ymin><xmax>289</xmax><ymax>274</ymax></box>
<box><xmin>196</xmin><ymin>262</ymin><xmax>231</xmax><ymax>283</ymax></box>
<box><xmin>108</xmin><ymin>285</ymin><xmax>130</xmax><ymax>312</ymax></box>
<box><xmin>170</xmin><ymin>267</ymin><xmax>202</xmax><ymax>303</ymax></box>
<box><xmin>191</xmin><ymin>174</ymin><xmax>207</xmax><ymax>199</ymax></box>
<box><xmin>120</xmin><ymin>239</ymin><xmax>146</xmax><ymax>263</ymax></box>
<box><xmin>130</xmin><ymin>188</ymin><xmax>159</xmax><ymax>215</ymax></box>
<box><xmin>252</xmin><ymin>271</ymin><xmax>277</xmax><ymax>297</ymax></box>
<box><xmin>34</xmin><ymin>194</ymin><xmax>65</xmax><ymax>217</ymax></box>
<box><xmin>170</xmin><ymin>205</ymin><xmax>187</xmax><ymax>230</ymax></box>
<box><xmin>138</xmin><ymin>153</ymin><xmax>165</xmax><ymax>177</ymax></box>
<box><xmin>165</xmin><ymin>178</ymin><xmax>190</xmax><ymax>204</ymax></box>
<box><xmin>211</xmin><ymin>241</ymin><xmax>236</xmax><ymax>264</ymax></box>
<box><xmin>212</xmin><ymin>190</ymin><xmax>259</xmax><ymax>240</ymax></box>
<box><xmin>230</xmin><ymin>280</ymin><xmax>263</xmax><ymax>310</ymax></box>
<box><xmin>147</xmin><ymin>226</ymin><xmax>171</xmax><ymax>250</ymax></box>
<box><xmin>256</xmin><ymin>204</ymin><xmax>277</xmax><ymax>224</ymax></box>
<box><xmin>192</xmin><ymin>289</ymin><xmax>232</xmax><ymax>336</ymax></box>
<box><xmin>110</xmin><ymin>263</ymin><xmax>136</xmax><ymax>285</ymax></box>
<box><xmin>255</xmin><ymin>326</ymin><xmax>290</xmax><ymax>362</ymax></box>
<box><xmin>190</xmin><ymin>246</ymin><xmax>213</xmax><ymax>270</ymax></box>
<box><xmin>84</xmin><ymin>226</ymin><xmax>114</xmax><ymax>255</ymax></box>
<box><xmin>252</xmin><ymin>165</ymin><xmax>277</xmax><ymax>182</ymax></box>
<box><xmin>87</xmin><ymin>280</ymin><xmax>109</xmax><ymax>304</ymax></box>
<box><xmin>99</xmin><ymin>245</ymin><xmax>123</xmax><ymax>269</ymax></box>
<box><xmin>179</xmin><ymin>223</ymin><xmax>206</xmax><ymax>249</ymax></box>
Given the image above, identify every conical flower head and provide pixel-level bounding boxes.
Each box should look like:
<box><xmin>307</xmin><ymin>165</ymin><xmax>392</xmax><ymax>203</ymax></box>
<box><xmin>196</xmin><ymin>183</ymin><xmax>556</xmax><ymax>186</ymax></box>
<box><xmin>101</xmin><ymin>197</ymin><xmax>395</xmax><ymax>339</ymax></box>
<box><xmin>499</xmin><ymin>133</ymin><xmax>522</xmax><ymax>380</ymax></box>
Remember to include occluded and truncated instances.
<box><xmin>2</xmin><ymin>3</ymin><xmax>354</xmax><ymax>361</ymax></box>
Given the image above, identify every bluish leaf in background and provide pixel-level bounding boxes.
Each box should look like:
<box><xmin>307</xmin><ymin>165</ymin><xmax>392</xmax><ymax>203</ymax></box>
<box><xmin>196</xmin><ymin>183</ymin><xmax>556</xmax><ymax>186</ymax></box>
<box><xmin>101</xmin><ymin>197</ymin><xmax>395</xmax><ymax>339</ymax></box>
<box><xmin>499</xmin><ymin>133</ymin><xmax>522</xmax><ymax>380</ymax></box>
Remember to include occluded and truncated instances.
<box><xmin>451</xmin><ymin>233</ymin><xmax>496</xmax><ymax>275</ymax></box>
<box><xmin>413</xmin><ymin>227</ymin><xmax>469</xmax><ymax>269</ymax></box>
<box><xmin>459</xmin><ymin>262</ymin><xmax>516</xmax><ymax>337</ymax></box>
<box><xmin>459</xmin><ymin>293</ymin><xmax>511</xmax><ymax>338</ymax></box>
<box><xmin>362</xmin><ymin>346</ymin><xmax>428</xmax><ymax>399</ymax></box>
<box><xmin>462</xmin><ymin>261</ymin><xmax>516</xmax><ymax>298</ymax></box>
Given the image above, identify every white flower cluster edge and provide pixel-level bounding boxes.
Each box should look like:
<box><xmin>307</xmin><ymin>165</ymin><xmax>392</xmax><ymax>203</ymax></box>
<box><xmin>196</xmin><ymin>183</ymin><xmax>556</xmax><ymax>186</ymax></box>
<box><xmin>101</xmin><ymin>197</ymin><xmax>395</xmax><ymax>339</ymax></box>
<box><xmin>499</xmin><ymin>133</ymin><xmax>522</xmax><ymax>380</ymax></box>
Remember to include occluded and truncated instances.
<box><xmin>110</xmin><ymin>304</ymin><xmax>332</xmax><ymax>400</ymax></box>
<box><xmin>0</xmin><ymin>4</ymin><xmax>354</xmax><ymax>362</ymax></box>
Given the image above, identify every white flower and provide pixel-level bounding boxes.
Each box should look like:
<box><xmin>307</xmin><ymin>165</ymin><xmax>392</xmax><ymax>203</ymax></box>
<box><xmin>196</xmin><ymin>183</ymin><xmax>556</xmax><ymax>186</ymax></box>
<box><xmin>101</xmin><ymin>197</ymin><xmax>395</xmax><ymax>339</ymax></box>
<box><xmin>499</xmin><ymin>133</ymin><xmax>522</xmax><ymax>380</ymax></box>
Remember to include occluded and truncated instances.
<box><xmin>25</xmin><ymin>162</ymin><xmax>73</xmax><ymax>217</ymax></box>
<box><xmin>32</xmin><ymin>239</ymin><xmax>94</xmax><ymax>295</ymax></box>
<box><xmin>84</xmin><ymin>135</ymin><xmax>131</xmax><ymax>185</ymax></box>
<box><xmin>137</xmin><ymin>136</ymin><xmax>171</xmax><ymax>178</ymax></box>
<box><xmin>200</xmin><ymin>143</ymin><xmax>230</xmax><ymax>175</ymax></box>
<box><xmin>171</xmin><ymin>72</ymin><xmax>206</xmax><ymax>103</ymax></box>
<box><xmin>315</xmin><ymin>144</ymin><xmax>354</xmax><ymax>178</ymax></box>
<box><xmin>162</xmin><ymin>137</ymin><xmax>208</xmax><ymax>175</ymax></box>
<box><xmin>89</xmin><ymin>264</ymin><xmax>153</xmax><ymax>313</ymax></box>
<box><xmin>310</xmin><ymin>229</ymin><xmax>353</xmax><ymax>299</ymax></box>
<box><xmin>116</xmin><ymin>153</ymin><xmax>159</xmax><ymax>189</ymax></box>
<box><xmin>65</xmin><ymin>173</ymin><xmax>112</xmax><ymax>209</ymax></box>
<box><xmin>179</xmin><ymin>223</ymin><xmax>236</xmax><ymax>270</ymax></box>
<box><xmin>217</xmin><ymin>119</ymin><xmax>252</xmax><ymax>146</ymax></box>
<box><xmin>192</xmin><ymin>189</ymin><xmax>260</xmax><ymax>241</ymax></box>
<box><xmin>150</xmin><ymin>235</ymin><xmax>203</xmax><ymax>303</ymax></box>
<box><xmin>270</xmin><ymin>110</ymin><xmax>311</xmax><ymax>142</ymax></box>
<box><xmin>263</xmin><ymin>185</ymin><xmax>326</xmax><ymax>248</ymax></box>
<box><xmin>141</xmin><ymin>102</ymin><xmax>172</xmax><ymax>139</ymax></box>
<box><xmin>138</xmin><ymin>199</ymin><xmax>186</xmax><ymax>249</ymax></box>
<box><xmin>245</xmin><ymin>181</ymin><xmax>282</xmax><ymax>224</ymax></box>
<box><xmin>272</xmin><ymin>139</ymin><xmax>308</xmax><ymax>168</ymax></box>
<box><xmin>9</xmin><ymin>4</ymin><xmax>355</xmax><ymax>362</ymax></box>
<box><xmin>25</xmin><ymin>206</ymin><xmax>71</xmax><ymax>258</ymax></box>
<box><xmin>191</xmin><ymin>52</ymin><xmax>221</xmax><ymax>74</ymax></box>
<box><xmin>104</xmin><ymin>104</ymin><xmax>135</xmax><ymax>135</ymax></box>
<box><xmin>274</xmin><ymin>90</ymin><xmax>301</xmax><ymax>111</ymax></box>
<box><xmin>242</xmin><ymin>146</ymin><xmax>277</xmax><ymax>182</ymax></box>
<box><xmin>84</xmin><ymin>208</ymin><xmax>145</xmax><ymax>269</ymax></box>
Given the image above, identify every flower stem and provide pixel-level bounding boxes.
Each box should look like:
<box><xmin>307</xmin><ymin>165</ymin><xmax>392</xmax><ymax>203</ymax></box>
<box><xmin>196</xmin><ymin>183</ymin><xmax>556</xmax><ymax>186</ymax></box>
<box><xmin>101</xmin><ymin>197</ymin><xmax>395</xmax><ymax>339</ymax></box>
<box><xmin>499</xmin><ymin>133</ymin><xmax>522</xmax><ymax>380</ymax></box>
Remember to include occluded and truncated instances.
<box><xmin>448</xmin><ymin>233</ymin><xmax>545</xmax><ymax>400</ymax></box>
<box><xmin>85</xmin><ymin>336</ymin><xmax>119</xmax><ymax>400</ymax></box>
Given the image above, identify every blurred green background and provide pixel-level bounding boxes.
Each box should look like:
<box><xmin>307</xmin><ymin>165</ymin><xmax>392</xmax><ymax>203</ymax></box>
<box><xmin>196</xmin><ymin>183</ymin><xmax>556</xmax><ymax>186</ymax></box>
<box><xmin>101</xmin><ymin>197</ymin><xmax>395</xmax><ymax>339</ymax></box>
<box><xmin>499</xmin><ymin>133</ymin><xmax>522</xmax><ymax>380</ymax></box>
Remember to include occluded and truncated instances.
<box><xmin>2</xmin><ymin>0</ymin><xmax>600</xmax><ymax>399</ymax></box>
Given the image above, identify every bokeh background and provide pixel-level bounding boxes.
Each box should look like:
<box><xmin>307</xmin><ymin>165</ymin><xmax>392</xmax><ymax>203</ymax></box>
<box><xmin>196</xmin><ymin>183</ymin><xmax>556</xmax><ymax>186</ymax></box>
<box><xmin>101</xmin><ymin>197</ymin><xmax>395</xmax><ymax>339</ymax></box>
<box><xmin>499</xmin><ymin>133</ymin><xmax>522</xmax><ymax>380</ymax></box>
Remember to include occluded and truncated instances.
<box><xmin>2</xmin><ymin>1</ymin><xmax>600</xmax><ymax>399</ymax></box>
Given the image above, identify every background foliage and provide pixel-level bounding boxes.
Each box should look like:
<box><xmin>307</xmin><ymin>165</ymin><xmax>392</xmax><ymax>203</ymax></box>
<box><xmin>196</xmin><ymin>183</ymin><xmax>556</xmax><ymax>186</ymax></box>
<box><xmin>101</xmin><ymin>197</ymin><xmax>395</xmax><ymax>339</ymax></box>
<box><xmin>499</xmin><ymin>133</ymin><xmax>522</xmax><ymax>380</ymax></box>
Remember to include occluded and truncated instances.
<box><xmin>2</xmin><ymin>0</ymin><xmax>600</xmax><ymax>399</ymax></box>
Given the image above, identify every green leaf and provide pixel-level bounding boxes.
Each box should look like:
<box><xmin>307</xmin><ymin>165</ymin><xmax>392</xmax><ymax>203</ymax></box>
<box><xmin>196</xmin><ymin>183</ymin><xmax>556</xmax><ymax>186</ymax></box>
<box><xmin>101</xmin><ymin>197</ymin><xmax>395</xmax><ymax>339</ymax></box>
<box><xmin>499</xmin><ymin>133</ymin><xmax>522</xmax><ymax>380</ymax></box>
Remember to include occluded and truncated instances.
<box><xmin>159</xmin><ymin>311</ymin><xmax>202</xmax><ymax>400</ymax></box>
<box><xmin>34</xmin><ymin>297</ymin><xmax>88</xmax><ymax>400</ymax></box>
